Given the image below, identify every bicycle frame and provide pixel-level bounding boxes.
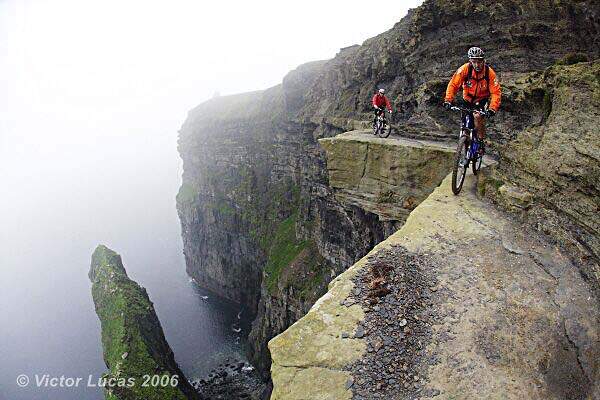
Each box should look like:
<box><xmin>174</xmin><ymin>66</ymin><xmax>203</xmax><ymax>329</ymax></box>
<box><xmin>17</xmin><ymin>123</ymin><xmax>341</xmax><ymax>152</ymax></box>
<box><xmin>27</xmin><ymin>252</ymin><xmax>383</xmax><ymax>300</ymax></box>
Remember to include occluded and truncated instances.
<box><xmin>461</xmin><ymin>114</ymin><xmax>480</xmax><ymax>163</ymax></box>
<box><xmin>372</xmin><ymin>108</ymin><xmax>392</xmax><ymax>138</ymax></box>
<box><xmin>449</xmin><ymin>105</ymin><xmax>486</xmax><ymax>194</ymax></box>
<box><xmin>375</xmin><ymin>109</ymin><xmax>387</xmax><ymax>124</ymax></box>
<box><xmin>452</xmin><ymin>105</ymin><xmax>485</xmax><ymax>164</ymax></box>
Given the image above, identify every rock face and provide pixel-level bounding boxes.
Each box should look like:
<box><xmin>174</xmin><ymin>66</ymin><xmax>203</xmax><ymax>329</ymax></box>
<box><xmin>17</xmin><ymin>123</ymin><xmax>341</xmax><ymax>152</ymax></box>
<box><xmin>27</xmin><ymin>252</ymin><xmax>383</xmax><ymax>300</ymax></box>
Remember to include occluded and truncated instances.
<box><xmin>176</xmin><ymin>77</ymin><xmax>411</xmax><ymax>377</ymax></box>
<box><xmin>319</xmin><ymin>132</ymin><xmax>455</xmax><ymax>221</ymax></box>
<box><xmin>176</xmin><ymin>0</ymin><xmax>600</xmax><ymax>380</ymax></box>
<box><xmin>269</xmin><ymin>173</ymin><xmax>600</xmax><ymax>399</ymax></box>
<box><xmin>297</xmin><ymin>0</ymin><xmax>600</xmax><ymax>144</ymax></box>
<box><xmin>479</xmin><ymin>60</ymin><xmax>600</xmax><ymax>294</ymax></box>
<box><xmin>89</xmin><ymin>245</ymin><xmax>200</xmax><ymax>400</ymax></box>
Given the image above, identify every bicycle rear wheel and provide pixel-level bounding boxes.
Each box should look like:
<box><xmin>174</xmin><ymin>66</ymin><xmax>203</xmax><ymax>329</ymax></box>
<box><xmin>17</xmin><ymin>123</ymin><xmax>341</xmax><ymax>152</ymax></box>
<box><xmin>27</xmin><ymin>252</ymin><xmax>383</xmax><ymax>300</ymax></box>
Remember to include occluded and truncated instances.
<box><xmin>452</xmin><ymin>136</ymin><xmax>468</xmax><ymax>195</ymax></box>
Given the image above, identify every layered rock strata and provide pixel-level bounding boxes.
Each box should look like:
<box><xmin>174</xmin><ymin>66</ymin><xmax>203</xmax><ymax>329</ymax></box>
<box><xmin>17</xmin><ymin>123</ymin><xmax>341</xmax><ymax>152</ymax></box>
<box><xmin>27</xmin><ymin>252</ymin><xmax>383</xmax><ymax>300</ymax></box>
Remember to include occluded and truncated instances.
<box><xmin>89</xmin><ymin>245</ymin><xmax>200</xmax><ymax>400</ymax></box>
<box><xmin>319</xmin><ymin>131</ymin><xmax>455</xmax><ymax>221</ymax></box>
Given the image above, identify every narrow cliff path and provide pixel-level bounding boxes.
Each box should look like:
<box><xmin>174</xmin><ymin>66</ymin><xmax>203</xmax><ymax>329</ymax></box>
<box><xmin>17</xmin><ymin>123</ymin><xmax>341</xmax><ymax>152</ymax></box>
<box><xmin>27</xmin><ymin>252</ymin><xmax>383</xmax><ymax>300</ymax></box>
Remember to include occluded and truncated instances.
<box><xmin>269</xmin><ymin>170</ymin><xmax>600</xmax><ymax>399</ymax></box>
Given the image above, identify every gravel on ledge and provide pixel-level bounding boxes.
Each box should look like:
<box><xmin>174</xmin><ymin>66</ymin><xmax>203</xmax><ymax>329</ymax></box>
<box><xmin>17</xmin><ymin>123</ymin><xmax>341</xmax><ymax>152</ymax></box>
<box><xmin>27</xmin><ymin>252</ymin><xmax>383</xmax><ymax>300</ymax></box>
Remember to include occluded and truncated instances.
<box><xmin>344</xmin><ymin>245</ymin><xmax>444</xmax><ymax>400</ymax></box>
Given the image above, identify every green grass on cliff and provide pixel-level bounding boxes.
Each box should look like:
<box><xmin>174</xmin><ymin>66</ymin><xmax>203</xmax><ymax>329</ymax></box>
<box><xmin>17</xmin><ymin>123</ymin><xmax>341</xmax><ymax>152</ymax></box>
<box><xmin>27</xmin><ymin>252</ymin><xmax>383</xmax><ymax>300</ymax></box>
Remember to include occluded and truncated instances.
<box><xmin>264</xmin><ymin>212</ymin><xmax>309</xmax><ymax>293</ymax></box>
<box><xmin>176</xmin><ymin>183</ymin><xmax>198</xmax><ymax>205</ymax></box>
<box><xmin>296</xmin><ymin>248</ymin><xmax>327</xmax><ymax>301</ymax></box>
<box><xmin>208</xmin><ymin>201</ymin><xmax>235</xmax><ymax>216</ymax></box>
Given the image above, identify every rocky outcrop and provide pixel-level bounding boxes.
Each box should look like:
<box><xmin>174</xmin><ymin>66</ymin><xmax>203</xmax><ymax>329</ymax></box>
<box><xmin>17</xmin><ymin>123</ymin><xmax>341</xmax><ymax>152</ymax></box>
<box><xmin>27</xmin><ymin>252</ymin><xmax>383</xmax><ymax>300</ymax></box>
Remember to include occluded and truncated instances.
<box><xmin>269</xmin><ymin>172</ymin><xmax>600</xmax><ymax>399</ymax></box>
<box><xmin>319</xmin><ymin>132</ymin><xmax>455</xmax><ymax>221</ymax></box>
<box><xmin>479</xmin><ymin>60</ymin><xmax>600</xmax><ymax>295</ymax></box>
<box><xmin>177</xmin><ymin>73</ymin><xmax>407</xmax><ymax>378</ymax></box>
<box><xmin>297</xmin><ymin>0</ymin><xmax>600</xmax><ymax>144</ymax></box>
<box><xmin>177</xmin><ymin>0</ymin><xmax>600</xmax><ymax>381</ymax></box>
<box><xmin>267</xmin><ymin>59</ymin><xmax>600</xmax><ymax>398</ymax></box>
<box><xmin>89</xmin><ymin>245</ymin><xmax>200</xmax><ymax>400</ymax></box>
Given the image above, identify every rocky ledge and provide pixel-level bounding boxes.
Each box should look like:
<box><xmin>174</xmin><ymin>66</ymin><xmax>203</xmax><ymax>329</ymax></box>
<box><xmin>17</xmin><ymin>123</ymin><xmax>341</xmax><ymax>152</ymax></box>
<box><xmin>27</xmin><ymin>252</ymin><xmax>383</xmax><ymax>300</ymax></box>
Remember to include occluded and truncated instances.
<box><xmin>177</xmin><ymin>0</ymin><xmax>599</xmax><ymax>380</ymax></box>
<box><xmin>89</xmin><ymin>245</ymin><xmax>200</xmax><ymax>400</ymax></box>
<box><xmin>319</xmin><ymin>131</ymin><xmax>455</xmax><ymax>222</ymax></box>
<box><xmin>269</xmin><ymin>172</ymin><xmax>600</xmax><ymax>399</ymax></box>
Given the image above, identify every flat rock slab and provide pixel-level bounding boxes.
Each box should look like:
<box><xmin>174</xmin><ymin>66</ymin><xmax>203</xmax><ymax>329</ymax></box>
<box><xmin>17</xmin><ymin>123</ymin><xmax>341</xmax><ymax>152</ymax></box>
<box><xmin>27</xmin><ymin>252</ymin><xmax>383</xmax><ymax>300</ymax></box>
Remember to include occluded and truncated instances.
<box><xmin>318</xmin><ymin>131</ymin><xmax>460</xmax><ymax>222</ymax></box>
<box><xmin>269</xmin><ymin>169</ymin><xmax>600</xmax><ymax>399</ymax></box>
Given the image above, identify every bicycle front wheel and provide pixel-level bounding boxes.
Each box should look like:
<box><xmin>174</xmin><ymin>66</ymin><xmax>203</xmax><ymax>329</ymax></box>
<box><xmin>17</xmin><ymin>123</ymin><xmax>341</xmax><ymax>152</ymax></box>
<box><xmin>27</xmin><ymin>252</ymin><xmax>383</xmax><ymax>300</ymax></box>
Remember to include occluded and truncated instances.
<box><xmin>472</xmin><ymin>154</ymin><xmax>482</xmax><ymax>175</ymax></box>
<box><xmin>452</xmin><ymin>136</ymin><xmax>468</xmax><ymax>195</ymax></box>
<box><xmin>378</xmin><ymin>121</ymin><xmax>391</xmax><ymax>138</ymax></box>
<box><xmin>373</xmin><ymin>120</ymin><xmax>382</xmax><ymax>135</ymax></box>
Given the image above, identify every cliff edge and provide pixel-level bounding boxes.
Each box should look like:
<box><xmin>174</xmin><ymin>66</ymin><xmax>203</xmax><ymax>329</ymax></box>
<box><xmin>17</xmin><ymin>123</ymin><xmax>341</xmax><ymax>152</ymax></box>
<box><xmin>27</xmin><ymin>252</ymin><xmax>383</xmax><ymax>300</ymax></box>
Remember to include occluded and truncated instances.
<box><xmin>268</xmin><ymin>59</ymin><xmax>600</xmax><ymax>398</ymax></box>
<box><xmin>89</xmin><ymin>245</ymin><xmax>200</xmax><ymax>400</ymax></box>
<box><xmin>177</xmin><ymin>0</ymin><xmax>600</xmax><ymax>381</ymax></box>
<box><xmin>269</xmin><ymin>170</ymin><xmax>600</xmax><ymax>399</ymax></box>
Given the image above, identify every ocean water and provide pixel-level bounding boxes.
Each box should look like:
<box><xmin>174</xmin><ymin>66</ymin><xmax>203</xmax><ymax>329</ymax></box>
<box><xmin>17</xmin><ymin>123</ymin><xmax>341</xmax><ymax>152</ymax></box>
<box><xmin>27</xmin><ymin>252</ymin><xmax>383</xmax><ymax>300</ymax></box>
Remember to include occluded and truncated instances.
<box><xmin>0</xmin><ymin>139</ymin><xmax>250</xmax><ymax>400</ymax></box>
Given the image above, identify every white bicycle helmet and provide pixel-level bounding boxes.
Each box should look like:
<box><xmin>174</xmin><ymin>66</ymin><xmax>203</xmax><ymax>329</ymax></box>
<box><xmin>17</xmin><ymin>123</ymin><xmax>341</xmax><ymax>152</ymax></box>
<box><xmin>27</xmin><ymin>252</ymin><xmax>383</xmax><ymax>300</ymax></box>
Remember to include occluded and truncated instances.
<box><xmin>467</xmin><ymin>47</ymin><xmax>485</xmax><ymax>59</ymax></box>
<box><xmin>378</xmin><ymin>88</ymin><xmax>385</xmax><ymax>94</ymax></box>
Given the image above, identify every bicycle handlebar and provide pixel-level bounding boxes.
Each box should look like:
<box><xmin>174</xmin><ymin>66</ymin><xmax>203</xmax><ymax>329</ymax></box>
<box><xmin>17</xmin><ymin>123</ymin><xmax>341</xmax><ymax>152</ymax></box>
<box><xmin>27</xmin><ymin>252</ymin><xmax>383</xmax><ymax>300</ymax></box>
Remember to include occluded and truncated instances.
<box><xmin>449</xmin><ymin>105</ymin><xmax>488</xmax><ymax>116</ymax></box>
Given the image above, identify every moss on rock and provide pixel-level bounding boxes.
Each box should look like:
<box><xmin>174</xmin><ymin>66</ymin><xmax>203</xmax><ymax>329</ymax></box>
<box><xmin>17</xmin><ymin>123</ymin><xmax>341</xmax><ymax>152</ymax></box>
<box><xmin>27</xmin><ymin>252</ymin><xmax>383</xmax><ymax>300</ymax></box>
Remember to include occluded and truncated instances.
<box><xmin>89</xmin><ymin>245</ymin><xmax>200</xmax><ymax>400</ymax></box>
<box><xmin>264</xmin><ymin>212</ymin><xmax>309</xmax><ymax>293</ymax></box>
<box><xmin>176</xmin><ymin>183</ymin><xmax>198</xmax><ymax>206</ymax></box>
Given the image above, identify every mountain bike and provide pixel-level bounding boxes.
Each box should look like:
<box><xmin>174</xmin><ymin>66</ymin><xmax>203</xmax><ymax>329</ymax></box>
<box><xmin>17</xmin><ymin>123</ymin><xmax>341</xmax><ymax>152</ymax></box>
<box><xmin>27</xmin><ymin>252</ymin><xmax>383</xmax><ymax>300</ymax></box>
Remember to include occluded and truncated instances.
<box><xmin>448</xmin><ymin>105</ymin><xmax>487</xmax><ymax>194</ymax></box>
<box><xmin>372</xmin><ymin>109</ymin><xmax>392</xmax><ymax>138</ymax></box>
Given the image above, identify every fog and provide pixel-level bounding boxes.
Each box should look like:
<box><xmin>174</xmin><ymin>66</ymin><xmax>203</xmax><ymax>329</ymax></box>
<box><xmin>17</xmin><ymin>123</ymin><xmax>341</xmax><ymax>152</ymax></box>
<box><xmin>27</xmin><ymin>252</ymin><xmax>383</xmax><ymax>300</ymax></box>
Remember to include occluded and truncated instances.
<box><xmin>0</xmin><ymin>1</ymin><xmax>422</xmax><ymax>398</ymax></box>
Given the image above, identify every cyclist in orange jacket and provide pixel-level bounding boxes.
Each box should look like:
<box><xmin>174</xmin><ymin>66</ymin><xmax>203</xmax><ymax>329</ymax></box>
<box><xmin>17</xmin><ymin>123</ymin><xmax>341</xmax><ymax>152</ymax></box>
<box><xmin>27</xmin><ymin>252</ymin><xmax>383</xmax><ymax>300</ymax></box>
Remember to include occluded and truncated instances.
<box><xmin>444</xmin><ymin>47</ymin><xmax>501</xmax><ymax>155</ymax></box>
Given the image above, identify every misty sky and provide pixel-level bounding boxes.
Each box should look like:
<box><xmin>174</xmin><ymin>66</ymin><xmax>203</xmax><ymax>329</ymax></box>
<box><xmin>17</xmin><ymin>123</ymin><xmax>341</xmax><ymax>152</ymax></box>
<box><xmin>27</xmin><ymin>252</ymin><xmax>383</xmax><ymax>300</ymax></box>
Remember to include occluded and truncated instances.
<box><xmin>1</xmin><ymin>2</ymin><xmax>422</xmax><ymax>398</ymax></box>
<box><xmin>0</xmin><ymin>0</ymin><xmax>423</xmax><ymax>249</ymax></box>
<box><xmin>0</xmin><ymin>0</ymin><xmax>428</xmax><ymax>289</ymax></box>
<box><xmin>1</xmin><ymin>0</ymin><xmax>422</xmax><ymax>214</ymax></box>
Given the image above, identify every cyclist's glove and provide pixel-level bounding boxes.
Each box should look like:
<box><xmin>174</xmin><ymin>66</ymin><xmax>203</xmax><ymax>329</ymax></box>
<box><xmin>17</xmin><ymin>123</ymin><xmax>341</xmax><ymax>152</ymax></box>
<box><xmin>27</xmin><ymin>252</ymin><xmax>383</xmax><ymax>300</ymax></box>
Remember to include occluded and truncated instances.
<box><xmin>487</xmin><ymin>109</ymin><xmax>496</xmax><ymax>118</ymax></box>
<box><xmin>443</xmin><ymin>101</ymin><xmax>452</xmax><ymax>110</ymax></box>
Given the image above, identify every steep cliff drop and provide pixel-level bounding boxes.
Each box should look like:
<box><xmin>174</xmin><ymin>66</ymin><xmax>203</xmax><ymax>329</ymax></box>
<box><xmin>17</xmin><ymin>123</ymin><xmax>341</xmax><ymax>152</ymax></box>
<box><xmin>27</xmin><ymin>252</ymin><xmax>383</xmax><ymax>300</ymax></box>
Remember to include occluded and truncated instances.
<box><xmin>269</xmin><ymin>171</ymin><xmax>600</xmax><ymax>399</ymax></box>
<box><xmin>268</xmin><ymin>59</ymin><xmax>600</xmax><ymax>398</ymax></box>
<box><xmin>177</xmin><ymin>0</ymin><xmax>600</xmax><ymax>388</ymax></box>
<box><xmin>89</xmin><ymin>245</ymin><xmax>201</xmax><ymax>400</ymax></box>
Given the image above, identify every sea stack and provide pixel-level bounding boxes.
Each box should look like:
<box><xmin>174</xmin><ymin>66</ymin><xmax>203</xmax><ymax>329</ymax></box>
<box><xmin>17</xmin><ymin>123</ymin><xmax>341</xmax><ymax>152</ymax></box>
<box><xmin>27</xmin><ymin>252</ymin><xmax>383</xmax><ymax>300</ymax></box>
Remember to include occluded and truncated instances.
<box><xmin>89</xmin><ymin>245</ymin><xmax>201</xmax><ymax>400</ymax></box>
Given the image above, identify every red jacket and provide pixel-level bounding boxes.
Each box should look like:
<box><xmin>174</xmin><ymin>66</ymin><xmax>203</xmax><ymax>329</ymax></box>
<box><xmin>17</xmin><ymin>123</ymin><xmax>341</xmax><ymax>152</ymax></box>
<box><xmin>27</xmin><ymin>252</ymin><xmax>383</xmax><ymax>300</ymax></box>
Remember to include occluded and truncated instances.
<box><xmin>372</xmin><ymin>94</ymin><xmax>392</xmax><ymax>111</ymax></box>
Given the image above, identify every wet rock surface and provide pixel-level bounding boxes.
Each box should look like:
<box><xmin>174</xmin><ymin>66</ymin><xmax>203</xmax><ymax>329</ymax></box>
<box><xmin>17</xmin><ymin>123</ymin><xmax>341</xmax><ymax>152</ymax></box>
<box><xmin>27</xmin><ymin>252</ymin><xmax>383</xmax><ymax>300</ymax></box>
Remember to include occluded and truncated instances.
<box><xmin>478</xmin><ymin>61</ymin><xmax>600</xmax><ymax>295</ymax></box>
<box><xmin>319</xmin><ymin>133</ymin><xmax>455</xmax><ymax>223</ymax></box>
<box><xmin>345</xmin><ymin>245</ymin><xmax>440</xmax><ymax>400</ymax></box>
<box><xmin>192</xmin><ymin>359</ymin><xmax>268</xmax><ymax>400</ymax></box>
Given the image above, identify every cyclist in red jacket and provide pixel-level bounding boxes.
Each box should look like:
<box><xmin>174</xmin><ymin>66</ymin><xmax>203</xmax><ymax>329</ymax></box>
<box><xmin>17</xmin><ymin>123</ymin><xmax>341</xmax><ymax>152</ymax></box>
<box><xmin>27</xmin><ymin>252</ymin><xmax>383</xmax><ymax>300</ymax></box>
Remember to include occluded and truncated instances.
<box><xmin>372</xmin><ymin>88</ymin><xmax>392</xmax><ymax>126</ymax></box>
<box><xmin>373</xmin><ymin>88</ymin><xmax>392</xmax><ymax>111</ymax></box>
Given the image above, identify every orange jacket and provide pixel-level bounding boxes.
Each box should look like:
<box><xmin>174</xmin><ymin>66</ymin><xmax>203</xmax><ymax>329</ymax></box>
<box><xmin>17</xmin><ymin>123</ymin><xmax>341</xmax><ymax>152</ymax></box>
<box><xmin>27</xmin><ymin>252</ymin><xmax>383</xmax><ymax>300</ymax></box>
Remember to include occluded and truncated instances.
<box><xmin>444</xmin><ymin>63</ymin><xmax>501</xmax><ymax>111</ymax></box>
